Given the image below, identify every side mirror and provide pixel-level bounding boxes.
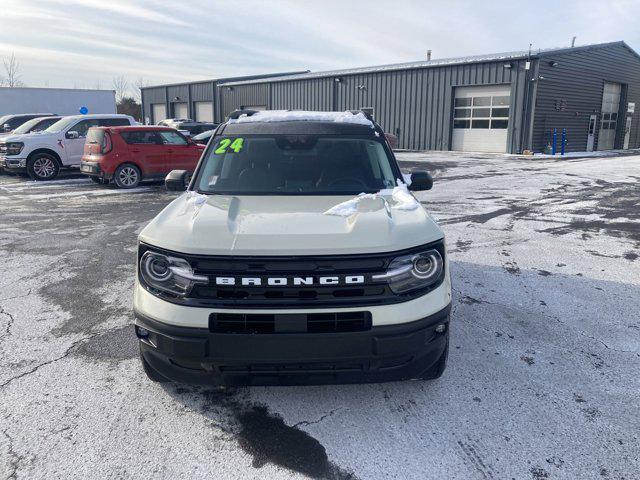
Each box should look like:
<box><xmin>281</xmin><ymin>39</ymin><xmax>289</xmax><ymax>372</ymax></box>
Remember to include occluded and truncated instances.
<box><xmin>66</xmin><ymin>130</ymin><xmax>79</xmax><ymax>139</ymax></box>
<box><xmin>2</xmin><ymin>124</ymin><xmax>11</xmax><ymax>133</ymax></box>
<box><xmin>408</xmin><ymin>171</ymin><xmax>433</xmax><ymax>191</ymax></box>
<box><xmin>165</xmin><ymin>169</ymin><xmax>189</xmax><ymax>191</ymax></box>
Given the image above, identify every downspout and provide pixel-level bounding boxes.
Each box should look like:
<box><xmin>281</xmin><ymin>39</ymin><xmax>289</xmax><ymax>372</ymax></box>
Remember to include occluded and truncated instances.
<box><xmin>526</xmin><ymin>60</ymin><xmax>540</xmax><ymax>151</ymax></box>
<box><xmin>140</xmin><ymin>89</ymin><xmax>146</xmax><ymax>124</ymax></box>
<box><xmin>518</xmin><ymin>45</ymin><xmax>532</xmax><ymax>153</ymax></box>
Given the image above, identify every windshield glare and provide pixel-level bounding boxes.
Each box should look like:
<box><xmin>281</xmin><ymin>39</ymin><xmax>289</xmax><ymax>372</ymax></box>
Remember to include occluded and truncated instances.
<box><xmin>12</xmin><ymin>118</ymin><xmax>41</xmax><ymax>134</ymax></box>
<box><xmin>12</xmin><ymin>118</ymin><xmax>51</xmax><ymax>134</ymax></box>
<box><xmin>195</xmin><ymin>135</ymin><xmax>397</xmax><ymax>195</ymax></box>
<box><xmin>44</xmin><ymin>117</ymin><xmax>78</xmax><ymax>133</ymax></box>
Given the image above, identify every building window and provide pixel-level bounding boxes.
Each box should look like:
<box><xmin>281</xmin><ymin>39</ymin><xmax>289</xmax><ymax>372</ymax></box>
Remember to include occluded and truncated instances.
<box><xmin>454</xmin><ymin>98</ymin><xmax>472</xmax><ymax>107</ymax></box>
<box><xmin>454</xmin><ymin>119</ymin><xmax>471</xmax><ymax>128</ymax></box>
<box><xmin>472</xmin><ymin>96</ymin><xmax>492</xmax><ymax>107</ymax></box>
<box><xmin>453</xmin><ymin>94</ymin><xmax>509</xmax><ymax>130</ymax></box>
<box><xmin>492</xmin><ymin>96</ymin><xmax>510</xmax><ymax>106</ymax></box>
<box><xmin>471</xmin><ymin>119</ymin><xmax>490</xmax><ymax>129</ymax></box>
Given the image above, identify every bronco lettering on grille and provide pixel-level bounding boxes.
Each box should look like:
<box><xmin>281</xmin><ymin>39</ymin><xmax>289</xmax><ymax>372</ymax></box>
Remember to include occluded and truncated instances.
<box><xmin>214</xmin><ymin>275</ymin><xmax>365</xmax><ymax>286</ymax></box>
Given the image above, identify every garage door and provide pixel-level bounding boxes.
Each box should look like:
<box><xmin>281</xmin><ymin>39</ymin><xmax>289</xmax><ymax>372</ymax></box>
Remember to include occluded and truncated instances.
<box><xmin>598</xmin><ymin>82</ymin><xmax>621</xmax><ymax>150</ymax></box>
<box><xmin>152</xmin><ymin>104</ymin><xmax>167</xmax><ymax>124</ymax></box>
<box><xmin>451</xmin><ymin>85</ymin><xmax>511</xmax><ymax>153</ymax></box>
<box><xmin>195</xmin><ymin>102</ymin><xmax>214</xmax><ymax>122</ymax></box>
<box><xmin>173</xmin><ymin>102</ymin><xmax>188</xmax><ymax>120</ymax></box>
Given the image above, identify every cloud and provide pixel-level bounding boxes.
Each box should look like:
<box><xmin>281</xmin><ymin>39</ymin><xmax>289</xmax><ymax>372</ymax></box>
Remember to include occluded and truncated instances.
<box><xmin>1</xmin><ymin>0</ymin><xmax>639</xmax><ymax>89</ymax></box>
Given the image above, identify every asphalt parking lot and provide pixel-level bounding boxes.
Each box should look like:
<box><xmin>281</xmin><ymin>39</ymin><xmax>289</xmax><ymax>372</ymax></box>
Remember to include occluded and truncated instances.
<box><xmin>1</xmin><ymin>152</ymin><xmax>639</xmax><ymax>480</ymax></box>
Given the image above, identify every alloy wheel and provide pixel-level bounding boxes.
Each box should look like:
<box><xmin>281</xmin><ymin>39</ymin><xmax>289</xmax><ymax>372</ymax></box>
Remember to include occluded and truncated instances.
<box><xmin>118</xmin><ymin>167</ymin><xmax>139</xmax><ymax>186</ymax></box>
<box><xmin>33</xmin><ymin>157</ymin><xmax>56</xmax><ymax>179</ymax></box>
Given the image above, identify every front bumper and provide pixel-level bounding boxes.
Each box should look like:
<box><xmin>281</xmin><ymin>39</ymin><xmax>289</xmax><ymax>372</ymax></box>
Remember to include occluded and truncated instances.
<box><xmin>0</xmin><ymin>155</ymin><xmax>27</xmax><ymax>172</ymax></box>
<box><xmin>135</xmin><ymin>304</ymin><xmax>450</xmax><ymax>386</ymax></box>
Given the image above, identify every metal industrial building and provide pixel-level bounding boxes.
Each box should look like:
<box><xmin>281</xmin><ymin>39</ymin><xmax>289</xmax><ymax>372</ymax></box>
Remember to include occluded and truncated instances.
<box><xmin>142</xmin><ymin>41</ymin><xmax>640</xmax><ymax>153</ymax></box>
<box><xmin>140</xmin><ymin>71</ymin><xmax>307</xmax><ymax>126</ymax></box>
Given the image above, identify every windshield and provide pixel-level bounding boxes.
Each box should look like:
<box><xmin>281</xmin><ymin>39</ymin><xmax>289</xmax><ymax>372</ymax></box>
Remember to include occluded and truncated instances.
<box><xmin>194</xmin><ymin>135</ymin><xmax>397</xmax><ymax>195</ymax></box>
<box><xmin>0</xmin><ymin>115</ymin><xmax>10</xmax><ymax>125</ymax></box>
<box><xmin>44</xmin><ymin>117</ymin><xmax>78</xmax><ymax>133</ymax></box>
<box><xmin>12</xmin><ymin>117</ymin><xmax>53</xmax><ymax>134</ymax></box>
<box><xmin>192</xmin><ymin>129</ymin><xmax>214</xmax><ymax>140</ymax></box>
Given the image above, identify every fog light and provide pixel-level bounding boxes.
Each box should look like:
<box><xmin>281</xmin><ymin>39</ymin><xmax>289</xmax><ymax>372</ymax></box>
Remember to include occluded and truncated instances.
<box><xmin>435</xmin><ymin>323</ymin><xmax>447</xmax><ymax>334</ymax></box>
<box><xmin>136</xmin><ymin>326</ymin><xmax>150</xmax><ymax>338</ymax></box>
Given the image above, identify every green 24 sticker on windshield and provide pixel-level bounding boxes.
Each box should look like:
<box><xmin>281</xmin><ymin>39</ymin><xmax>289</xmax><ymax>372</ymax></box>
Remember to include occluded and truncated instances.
<box><xmin>215</xmin><ymin>138</ymin><xmax>244</xmax><ymax>154</ymax></box>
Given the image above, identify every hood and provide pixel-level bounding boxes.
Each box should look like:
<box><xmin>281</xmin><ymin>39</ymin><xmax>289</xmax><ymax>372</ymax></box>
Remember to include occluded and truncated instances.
<box><xmin>0</xmin><ymin>132</ymin><xmax>55</xmax><ymax>143</ymax></box>
<box><xmin>139</xmin><ymin>192</ymin><xmax>444</xmax><ymax>256</ymax></box>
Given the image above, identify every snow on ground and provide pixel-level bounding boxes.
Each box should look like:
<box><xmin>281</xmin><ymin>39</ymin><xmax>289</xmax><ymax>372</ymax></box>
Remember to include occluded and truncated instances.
<box><xmin>0</xmin><ymin>154</ymin><xmax>639</xmax><ymax>480</ymax></box>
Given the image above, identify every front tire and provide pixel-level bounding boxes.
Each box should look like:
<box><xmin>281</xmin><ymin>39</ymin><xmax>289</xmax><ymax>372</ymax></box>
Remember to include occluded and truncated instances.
<box><xmin>27</xmin><ymin>153</ymin><xmax>60</xmax><ymax>181</ymax></box>
<box><xmin>114</xmin><ymin>163</ymin><xmax>141</xmax><ymax>189</ymax></box>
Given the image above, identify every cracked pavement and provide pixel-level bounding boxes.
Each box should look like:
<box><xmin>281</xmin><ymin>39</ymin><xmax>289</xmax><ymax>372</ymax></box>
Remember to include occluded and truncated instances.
<box><xmin>0</xmin><ymin>152</ymin><xmax>639</xmax><ymax>479</ymax></box>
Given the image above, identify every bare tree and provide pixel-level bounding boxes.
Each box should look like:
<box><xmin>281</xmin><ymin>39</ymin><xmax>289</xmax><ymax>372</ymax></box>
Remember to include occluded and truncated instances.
<box><xmin>112</xmin><ymin>75</ymin><xmax>129</xmax><ymax>102</ymax></box>
<box><xmin>2</xmin><ymin>53</ymin><xmax>24</xmax><ymax>87</ymax></box>
<box><xmin>134</xmin><ymin>76</ymin><xmax>148</xmax><ymax>102</ymax></box>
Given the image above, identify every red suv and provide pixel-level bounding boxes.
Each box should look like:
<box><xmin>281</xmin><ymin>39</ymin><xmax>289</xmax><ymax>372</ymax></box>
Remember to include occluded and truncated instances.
<box><xmin>80</xmin><ymin>126</ymin><xmax>205</xmax><ymax>188</ymax></box>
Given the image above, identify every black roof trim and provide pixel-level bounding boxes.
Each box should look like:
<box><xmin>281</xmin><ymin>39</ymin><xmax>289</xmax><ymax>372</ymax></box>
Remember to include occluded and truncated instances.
<box><xmin>219</xmin><ymin>121</ymin><xmax>380</xmax><ymax>136</ymax></box>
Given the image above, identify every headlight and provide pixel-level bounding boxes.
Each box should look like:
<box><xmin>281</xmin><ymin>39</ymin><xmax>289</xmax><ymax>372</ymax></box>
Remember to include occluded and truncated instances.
<box><xmin>139</xmin><ymin>250</ymin><xmax>207</xmax><ymax>296</ymax></box>
<box><xmin>373</xmin><ymin>248</ymin><xmax>444</xmax><ymax>294</ymax></box>
<box><xmin>5</xmin><ymin>142</ymin><xmax>24</xmax><ymax>155</ymax></box>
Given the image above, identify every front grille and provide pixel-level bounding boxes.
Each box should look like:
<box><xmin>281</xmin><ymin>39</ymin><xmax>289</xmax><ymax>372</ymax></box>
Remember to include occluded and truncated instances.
<box><xmin>139</xmin><ymin>241</ymin><xmax>445</xmax><ymax>308</ymax></box>
<box><xmin>209</xmin><ymin>311</ymin><xmax>372</xmax><ymax>334</ymax></box>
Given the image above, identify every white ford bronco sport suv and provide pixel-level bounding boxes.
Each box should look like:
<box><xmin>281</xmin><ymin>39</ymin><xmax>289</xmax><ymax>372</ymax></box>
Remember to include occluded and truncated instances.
<box><xmin>0</xmin><ymin>114</ymin><xmax>135</xmax><ymax>180</ymax></box>
<box><xmin>134</xmin><ymin>110</ymin><xmax>451</xmax><ymax>386</ymax></box>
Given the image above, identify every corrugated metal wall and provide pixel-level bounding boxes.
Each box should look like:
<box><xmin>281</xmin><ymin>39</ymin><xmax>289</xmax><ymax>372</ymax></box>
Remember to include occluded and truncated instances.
<box><xmin>142</xmin><ymin>82</ymin><xmax>218</xmax><ymax>123</ymax></box>
<box><xmin>142</xmin><ymin>87</ymin><xmax>166</xmax><ymax>104</ymax></box>
<box><xmin>532</xmin><ymin>43</ymin><xmax>640</xmax><ymax>151</ymax></box>
<box><xmin>220</xmin><ymin>83</ymin><xmax>270</xmax><ymax>119</ymax></box>
<box><xmin>271</xmin><ymin>78</ymin><xmax>334</xmax><ymax>111</ymax></box>
<box><xmin>142</xmin><ymin>44</ymin><xmax>640</xmax><ymax>151</ymax></box>
<box><xmin>190</xmin><ymin>82</ymin><xmax>214</xmax><ymax>101</ymax></box>
<box><xmin>219</xmin><ymin>60</ymin><xmax>529</xmax><ymax>152</ymax></box>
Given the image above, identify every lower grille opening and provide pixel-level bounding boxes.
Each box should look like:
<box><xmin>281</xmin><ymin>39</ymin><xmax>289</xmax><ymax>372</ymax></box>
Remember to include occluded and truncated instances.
<box><xmin>218</xmin><ymin>361</ymin><xmax>364</xmax><ymax>373</ymax></box>
<box><xmin>209</xmin><ymin>311</ymin><xmax>372</xmax><ymax>334</ymax></box>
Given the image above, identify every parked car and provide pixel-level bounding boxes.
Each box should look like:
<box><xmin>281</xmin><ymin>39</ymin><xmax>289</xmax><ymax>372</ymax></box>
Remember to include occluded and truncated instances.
<box><xmin>0</xmin><ymin>113</ymin><xmax>56</xmax><ymax>134</ymax></box>
<box><xmin>191</xmin><ymin>129</ymin><xmax>216</xmax><ymax>145</ymax></box>
<box><xmin>80</xmin><ymin>126</ymin><xmax>205</xmax><ymax>188</ymax></box>
<box><xmin>0</xmin><ymin>114</ymin><xmax>136</xmax><ymax>180</ymax></box>
<box><xmin>133</xmin><ymin>109</ymin><xmax>449</xmax><ymax>386</ymax></box>
<box><xmin>178</xmin><ymin>122</ymin><xmax>218</xmax><ymax>136</ymax></box>
<box><xmin>157</xmin><ymin>118</ymin><xmax>192</xmax><ymax>126</ymax></box>
<box><xmin>158</xmin><ymin>118</ymin><xmax>217</xmax><ymax>136</ymax></box>
<box><xmin>1</xmin><ymin>116</ymin><xmax>62</xmax><ymax>137</ymax></box>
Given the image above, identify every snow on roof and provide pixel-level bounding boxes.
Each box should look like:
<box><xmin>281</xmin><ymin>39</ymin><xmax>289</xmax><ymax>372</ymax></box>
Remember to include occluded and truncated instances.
<box><xmin>220</xmin><ymin>41</ymin><xmax>630</xmax><ymax>86</ymax></box>
<box><xmin>227</xmin><ymin>110</ymin><xmax>374</xmax><ymax>127</ymax></box>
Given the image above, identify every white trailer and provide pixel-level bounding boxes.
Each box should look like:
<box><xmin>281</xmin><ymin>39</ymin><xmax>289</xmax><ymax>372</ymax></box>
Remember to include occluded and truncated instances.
<box><xmin>0</xmin><ymin>87</ymin><xmax>116</xmax><ymax>116</ymax></box>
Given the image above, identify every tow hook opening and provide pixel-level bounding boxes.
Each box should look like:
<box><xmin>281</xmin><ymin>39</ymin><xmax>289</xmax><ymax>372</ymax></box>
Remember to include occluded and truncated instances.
<box><xmin>135</xmin><ymin>326</ymin><xmax>150</xmax><ymax>338</ymax></box>
<box><xmin>434</xmin><ymin>323</ymin><xmax>447</xmax><ymax>334</ymax></box>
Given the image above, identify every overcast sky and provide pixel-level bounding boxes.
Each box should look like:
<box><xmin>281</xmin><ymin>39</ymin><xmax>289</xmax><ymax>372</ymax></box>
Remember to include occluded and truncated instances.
<box><xmin>1</xmin><ymin>0</ymin><xmax>639</xmax><ymax>94</ymax></box>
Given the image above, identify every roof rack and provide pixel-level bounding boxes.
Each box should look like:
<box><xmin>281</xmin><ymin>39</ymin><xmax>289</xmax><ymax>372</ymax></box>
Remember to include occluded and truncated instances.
<box><xmin>228</xmin><ymin>109</ymin><xmax>260</xmax><ymax>119</ymax></box>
